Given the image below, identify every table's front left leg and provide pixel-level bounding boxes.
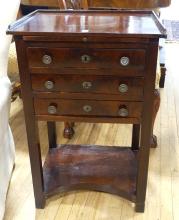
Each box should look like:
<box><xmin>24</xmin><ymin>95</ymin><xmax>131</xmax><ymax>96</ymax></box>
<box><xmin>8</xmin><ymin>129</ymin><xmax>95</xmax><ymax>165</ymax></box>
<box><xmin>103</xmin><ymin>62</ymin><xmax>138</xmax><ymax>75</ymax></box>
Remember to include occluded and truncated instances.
<box><xmin>15</xmin><ymin>38</ymin><xmax>45</xmax><ymax>208</ymax></box>
<box><xmin>26</xmin><ymin>120</ymin><xmax>45</xmax><ymax>208</ymax></box>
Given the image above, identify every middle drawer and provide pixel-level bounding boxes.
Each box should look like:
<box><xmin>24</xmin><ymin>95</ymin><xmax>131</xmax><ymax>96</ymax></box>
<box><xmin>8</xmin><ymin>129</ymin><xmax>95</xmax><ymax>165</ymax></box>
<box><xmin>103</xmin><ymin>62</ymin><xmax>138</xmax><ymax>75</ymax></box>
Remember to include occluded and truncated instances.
<box><xmin>31</xmin><ymin>75</ymin><xmax>144</xmax><ymax>101</ymax></box>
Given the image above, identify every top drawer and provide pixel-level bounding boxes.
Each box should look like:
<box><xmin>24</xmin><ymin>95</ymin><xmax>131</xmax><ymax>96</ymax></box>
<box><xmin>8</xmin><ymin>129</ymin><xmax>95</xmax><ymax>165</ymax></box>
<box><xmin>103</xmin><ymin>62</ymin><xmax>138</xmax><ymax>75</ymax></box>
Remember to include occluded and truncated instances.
<box><xmin>27</xmin><ymin>47</ymin><xmax>146</xmax><ymax>75</ymax></box>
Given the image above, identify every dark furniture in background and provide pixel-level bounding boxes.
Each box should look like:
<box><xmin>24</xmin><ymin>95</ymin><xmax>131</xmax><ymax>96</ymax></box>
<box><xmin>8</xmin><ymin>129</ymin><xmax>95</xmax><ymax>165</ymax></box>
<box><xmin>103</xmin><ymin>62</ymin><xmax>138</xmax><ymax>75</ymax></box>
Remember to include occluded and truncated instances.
<box><xmin>159</xmin><ymin>46</ymin><xmax>167</xmax><ymax>88</ymax></box>
<box><xmin>8</xmin><ymin>9</ymin><xmax>166</xmax><ymax>212</ymax></box>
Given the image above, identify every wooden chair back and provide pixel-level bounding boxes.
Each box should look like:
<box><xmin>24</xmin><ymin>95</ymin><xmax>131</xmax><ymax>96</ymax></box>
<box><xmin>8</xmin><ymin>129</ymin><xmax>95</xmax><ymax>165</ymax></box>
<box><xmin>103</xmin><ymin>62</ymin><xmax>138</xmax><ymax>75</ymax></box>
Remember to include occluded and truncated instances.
<box><xmin>58</xmin><ymin>0</ymin><xmax>88</xmax><ymax>9</ymax></box>
<box><xmin>58</xmin><ymin>0</ymin><xmax>171</xmax><ymax>9</ymax></box>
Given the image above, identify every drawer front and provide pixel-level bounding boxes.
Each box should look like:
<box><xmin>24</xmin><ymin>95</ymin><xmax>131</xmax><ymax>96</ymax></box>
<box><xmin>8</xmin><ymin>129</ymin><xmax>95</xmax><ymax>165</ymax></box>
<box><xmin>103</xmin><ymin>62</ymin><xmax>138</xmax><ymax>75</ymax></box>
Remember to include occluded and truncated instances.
<box><xmin>34</xmin><ymin>99</ymin><xmax>142</xmax><ymax>118</ymax></box>
<box><xmin>27</xmin><ymin>47</ymin><xmax>146</xmax><ymax>74</ymax></box>
<box><xmin>31</xmin><ymin>75</ymin><xmax>144</xmax><ymax>101</ymax></box>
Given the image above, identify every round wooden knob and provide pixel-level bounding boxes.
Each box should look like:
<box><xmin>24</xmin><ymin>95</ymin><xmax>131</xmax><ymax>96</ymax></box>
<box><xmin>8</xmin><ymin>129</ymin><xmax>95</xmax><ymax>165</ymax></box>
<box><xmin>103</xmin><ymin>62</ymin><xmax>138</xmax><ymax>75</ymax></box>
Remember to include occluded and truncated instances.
<box><xmin>118</xmin><ymin>107</ymin><xmax>128</xmax><ymax>117</ymax></box>
<box><xmin>82</xmin><ymin>81</ymin><xmax>92</xmax><ymax>89</ymax></box>
<box><xmin>82</xmin><ymin>37</ymin><xmax>88</xmax><ymax>42</ymax></box>
<box><xmin>42</xmin><ymin>55</ymin><xmax>52</xmax><ymax>65</ymax></box>
<box><xmin>120</xmin><ymin>56</ymin><xmax>130</xmax><ymax>66</ymax></box>
<box><xmin>118</xmin><ymin>84</ymin><xmax>128</xmax><ymax>93</ymax></box>
<box><xmin>48</xmin><ymin>105</ymin><xmax>57</xmax><ymax>114</ymax></box>
<box><xmin>83</xmin><ymin>105</ymin><xmax>92</xmax><ymax>113</ymax></box>
<box><xmin>81</xmin><ymin>54</ymin><xmax>91</xmax><ymax>63</ymax></box>
<box><xmin>44</xmin><ymin>80</ymin><xmax>54</xmax><ymax>90</ymax></box>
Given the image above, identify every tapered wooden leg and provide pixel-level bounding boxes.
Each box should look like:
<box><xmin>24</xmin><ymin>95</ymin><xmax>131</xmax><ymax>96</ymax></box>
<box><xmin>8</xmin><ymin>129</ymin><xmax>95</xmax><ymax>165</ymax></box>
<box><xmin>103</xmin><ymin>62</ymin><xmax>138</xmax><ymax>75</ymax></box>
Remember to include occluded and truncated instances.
<box><xmin>151</xmin><ymin>89</ymin><xmax>160</xmax><ymax>148</ymax></box>
<box><xmin>133</xmin><ymin>89</ymin><xmax>160</xmax><ymax>150</ymax></box>
<box><xmin>63</xmin><ymin>122</ymin><xmax>75</xmax><ymax>139</ymax></box>
<box><xmin>15</xmin><ymin>39</ymin><xmax>45</xmax><ymax>208</ymax></box>
<box><xmin>28</xmin><ymin>122</ymin><xmax>45</xmax><ymax>209</ymax></box>
<box><xmin>47</xmin><ymin>121</ymin><xmax>57</xmax><ymax>148</ymax></box>
<box><xmin>135</xmin><ymin>202</ymin><xmax>145</xmax><ymax>212</ymax></box>
<box><xmin>132</xmin><ymin>90</ymin><xmax>160</xmax><ymax>150</ymax></box>
<box><xmin>132</xmin><ymin>124</ymin><xmax>140</xmax><ymax>151</ymax></box>
<box><xmin>135</xmin><ymin>43</ymin><xmax>158</xmax><ymax>213</ymax></box>
<box><xmin>135</xmin><ymin>97</ymin><xmax>153</xmax><ymax>212</ymax></box>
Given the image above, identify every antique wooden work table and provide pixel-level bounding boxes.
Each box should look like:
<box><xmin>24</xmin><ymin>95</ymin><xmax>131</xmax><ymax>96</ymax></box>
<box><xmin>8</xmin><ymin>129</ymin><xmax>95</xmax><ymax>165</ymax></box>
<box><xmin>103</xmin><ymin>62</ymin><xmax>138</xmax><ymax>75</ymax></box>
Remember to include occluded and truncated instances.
<box><xmin>7</xmin><ymin>10</ymin><xmax>166</xmax><ymax>212</ymax></box>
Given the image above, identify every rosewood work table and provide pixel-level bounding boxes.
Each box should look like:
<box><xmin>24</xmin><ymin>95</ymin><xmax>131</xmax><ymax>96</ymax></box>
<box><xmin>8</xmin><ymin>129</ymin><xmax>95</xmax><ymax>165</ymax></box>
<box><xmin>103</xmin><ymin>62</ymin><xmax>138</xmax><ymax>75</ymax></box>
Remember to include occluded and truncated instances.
<box><xmin>7</xmin><ymin>10</ymin><xmax>166</xmax><ymax>212</ymax></box>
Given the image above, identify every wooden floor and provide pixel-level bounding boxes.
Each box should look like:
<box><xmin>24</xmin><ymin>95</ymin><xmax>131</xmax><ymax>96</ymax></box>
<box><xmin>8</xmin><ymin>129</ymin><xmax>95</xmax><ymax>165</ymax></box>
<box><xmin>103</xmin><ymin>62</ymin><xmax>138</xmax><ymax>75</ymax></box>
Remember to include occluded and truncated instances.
<box><xmin>4</xmin><ymin>43</ymin><xmax>179</xmax><ymax>220</ymax></box>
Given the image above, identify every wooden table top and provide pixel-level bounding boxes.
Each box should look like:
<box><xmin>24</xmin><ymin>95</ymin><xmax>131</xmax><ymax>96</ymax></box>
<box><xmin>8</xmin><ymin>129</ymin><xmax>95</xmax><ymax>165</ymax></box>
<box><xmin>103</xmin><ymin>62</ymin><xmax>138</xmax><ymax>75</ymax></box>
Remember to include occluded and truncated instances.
<box><xmin>7</xmin><ymin>10</ymin><xmax>166</xmax><ymax>38</ymax></box>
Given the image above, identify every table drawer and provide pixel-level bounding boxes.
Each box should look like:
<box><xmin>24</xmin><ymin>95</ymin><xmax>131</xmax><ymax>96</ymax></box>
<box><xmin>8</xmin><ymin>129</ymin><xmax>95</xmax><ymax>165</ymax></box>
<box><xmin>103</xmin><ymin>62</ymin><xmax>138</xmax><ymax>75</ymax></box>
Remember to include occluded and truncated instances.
<box><xmin>34</xmin><ymin>98</ymin><xmax>142</xmax><ymax>118</ymax></box>
<box><xmin>27</xmin><ymin>47</ymin><xmax>146</xmax><ymax>73</ymax></box>
<box><xmin>31</xmin><ymin>75</ymin><xmax>144</xmax><ymax>101</ymax></box>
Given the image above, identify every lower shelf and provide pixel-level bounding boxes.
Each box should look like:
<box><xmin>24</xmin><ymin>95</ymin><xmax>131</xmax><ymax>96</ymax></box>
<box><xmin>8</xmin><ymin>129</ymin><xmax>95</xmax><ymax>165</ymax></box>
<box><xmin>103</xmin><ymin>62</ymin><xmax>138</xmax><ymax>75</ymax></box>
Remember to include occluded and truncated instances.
<box><xmin>43</xmin><ymin>144</ymin><xmax>138</xmax><ymax>202</ymax></box>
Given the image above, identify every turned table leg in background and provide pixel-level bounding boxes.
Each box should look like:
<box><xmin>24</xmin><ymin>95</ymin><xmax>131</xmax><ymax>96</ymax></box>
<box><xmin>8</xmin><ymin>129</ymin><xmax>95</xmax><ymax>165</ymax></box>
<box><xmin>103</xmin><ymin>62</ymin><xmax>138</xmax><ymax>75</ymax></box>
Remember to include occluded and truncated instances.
<box><xmin>151</xmin><ymin>89</ymin><xmax>161</xmax><ymax>148</ymax></box>
<box><xmin>63</xmin><ymin>122</ymin><xmax>75</xmax><ymax>139</ymax></box>
<box><xmin>47</xmin><ymin>121</ymin><xmax>57</xmax><ymax>148</ymax></box>
<box><xmin>159</xmin><ymin>46</ymin><xmax>166</xmax><ymax>88</ymax></box>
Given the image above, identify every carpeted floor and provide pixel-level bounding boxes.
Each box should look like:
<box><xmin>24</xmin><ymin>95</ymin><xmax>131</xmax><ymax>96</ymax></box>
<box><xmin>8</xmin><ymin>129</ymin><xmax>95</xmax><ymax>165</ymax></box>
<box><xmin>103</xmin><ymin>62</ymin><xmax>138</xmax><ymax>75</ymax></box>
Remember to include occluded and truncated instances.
<box><xmin>163</xmin><ymin>20</ymin><xmax>179</xmax><ymax>41</ymax></box>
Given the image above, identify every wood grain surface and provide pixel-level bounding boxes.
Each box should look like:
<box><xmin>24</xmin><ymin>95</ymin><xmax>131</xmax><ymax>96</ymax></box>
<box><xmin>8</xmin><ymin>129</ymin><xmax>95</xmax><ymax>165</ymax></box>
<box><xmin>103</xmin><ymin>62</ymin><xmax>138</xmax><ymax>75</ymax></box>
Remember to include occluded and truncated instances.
<box><xmin>43</xmin><ymin>144</ymin><xmax>137</xmax><ymax>202</ymax></box>
<box><xmin>7</xmin><ymin>10</ymin><xmax>166</xmax><ymax>37</ymax></box>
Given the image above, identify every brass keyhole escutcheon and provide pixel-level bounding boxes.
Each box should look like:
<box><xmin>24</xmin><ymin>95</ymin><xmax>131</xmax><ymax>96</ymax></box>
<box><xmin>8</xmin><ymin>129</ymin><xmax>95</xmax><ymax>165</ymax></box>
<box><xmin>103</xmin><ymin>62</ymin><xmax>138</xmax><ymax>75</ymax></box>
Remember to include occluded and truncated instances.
<box><xmin>81</xmin><ymin>54</ymin><xmax>91</xmax><ymax>63</ymax></box>
<box><xmin>82</xmin><ymin>81</ymin><xmax>92</xmax><ymax>89</ymax></box>
<box><xmin>83</xmin><ymin>105</ymin><xmax>92</xmax><ymax>113</ymax></box>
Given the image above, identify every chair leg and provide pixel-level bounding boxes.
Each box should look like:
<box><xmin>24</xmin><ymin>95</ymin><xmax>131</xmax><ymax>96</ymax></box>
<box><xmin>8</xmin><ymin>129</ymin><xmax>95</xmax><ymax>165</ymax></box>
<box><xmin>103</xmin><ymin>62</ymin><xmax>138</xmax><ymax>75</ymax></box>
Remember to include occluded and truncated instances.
<box><xmin>11</xmin><ymin>82</ymin><xmax>21</xmax><ymax>102</ymax></box>
<box><xmin>63</xmin><ymin>122</ymin><xmax>75</xmax><ymax>139</ymax></box>
<box><xmin>159</xmin><ymin>46</ymin><xmax>166</xmax><ymax>88</ymax></box>
<box><xmin>151</xmin><ymin>89</ymin><xmax>160</xmax><ymax>148</ymax></box>
<box><xmin>159</xmin><ymin>64</ymin><xmax>166</xmax><ymax>88</ymax></box>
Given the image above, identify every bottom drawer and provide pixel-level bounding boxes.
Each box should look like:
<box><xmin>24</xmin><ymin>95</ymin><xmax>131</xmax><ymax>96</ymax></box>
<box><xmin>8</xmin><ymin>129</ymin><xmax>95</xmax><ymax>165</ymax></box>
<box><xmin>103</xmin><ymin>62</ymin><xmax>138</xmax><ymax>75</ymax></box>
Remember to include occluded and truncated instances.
<box><xmin>34</xmin><ymin>98</ymin><xmax>142</xmax><ymax>118</ymax></box>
